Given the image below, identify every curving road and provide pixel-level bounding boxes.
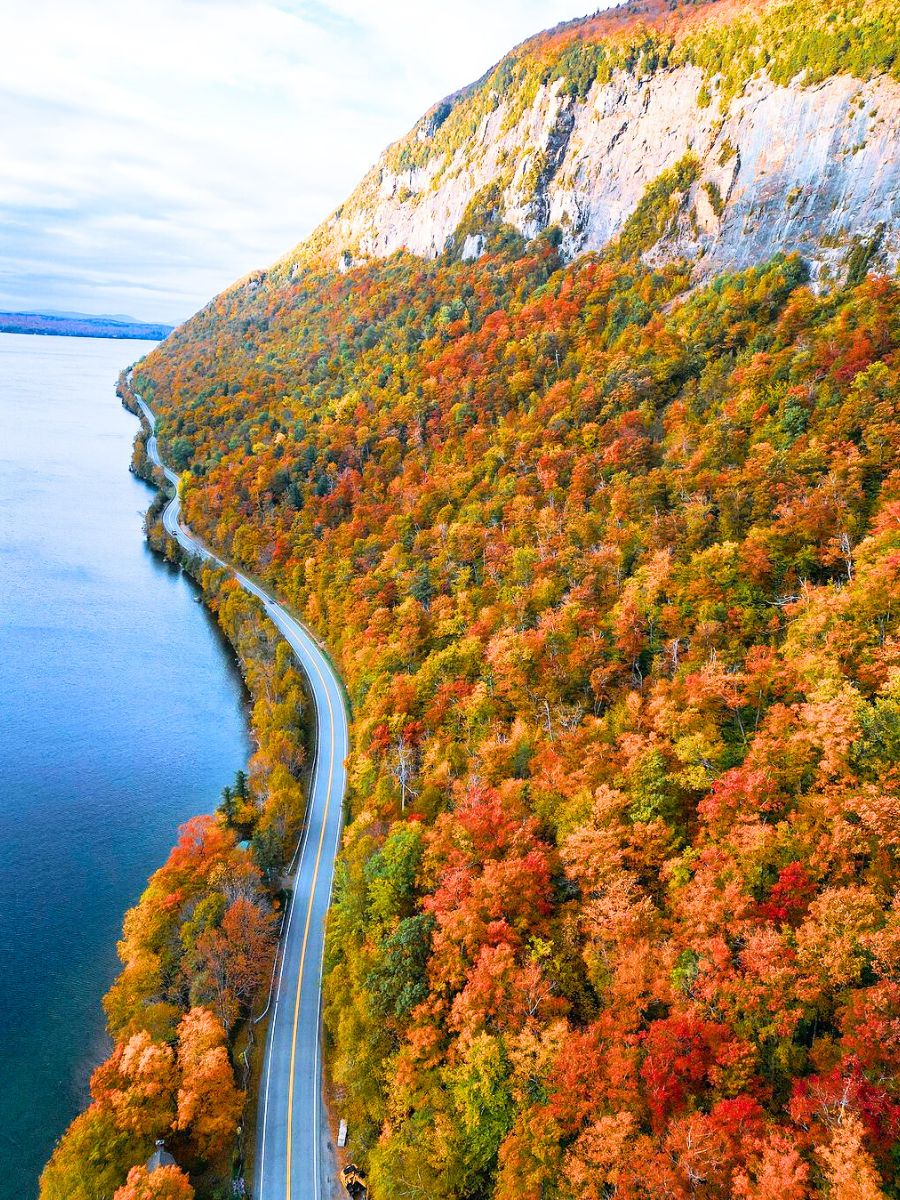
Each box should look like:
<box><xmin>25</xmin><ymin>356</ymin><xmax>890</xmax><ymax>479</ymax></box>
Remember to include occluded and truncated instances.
<box><xmin>132</xmin><ymin>393</ymin><xmax>348</xmax><ymax>1200</ymax></box>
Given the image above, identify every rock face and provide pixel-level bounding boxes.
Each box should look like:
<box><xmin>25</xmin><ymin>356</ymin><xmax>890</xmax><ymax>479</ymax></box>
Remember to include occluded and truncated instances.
<box><xmin>303</xmin><ymin>61</ymin><xmax>899</xmax><ymax>283</ymax></box>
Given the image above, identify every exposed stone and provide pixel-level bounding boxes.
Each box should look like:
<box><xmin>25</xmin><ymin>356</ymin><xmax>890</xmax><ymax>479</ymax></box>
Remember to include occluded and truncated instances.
<box><xmin>461</xmin><ymin>233</ymin><xmax>486</xmax><ymax>261</ymax></box>
<box><xmin>298</xmin><ymin>64</ymin><xmax>900</xmax><ymax>282</ymax></box>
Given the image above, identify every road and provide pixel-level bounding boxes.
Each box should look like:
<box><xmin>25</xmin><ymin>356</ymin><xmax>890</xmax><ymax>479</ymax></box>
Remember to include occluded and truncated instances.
<box><xmin>133</xmin><ymin>393</ymin><xmax>349</xmax><ymax>1200</ymax></box>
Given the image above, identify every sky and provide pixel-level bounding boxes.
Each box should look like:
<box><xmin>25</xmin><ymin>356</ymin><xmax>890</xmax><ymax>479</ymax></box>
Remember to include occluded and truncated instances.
<box><xmin>0</xmin><ymin>1</ymin><xmax>596</xmax><ymax>325</ymax></box>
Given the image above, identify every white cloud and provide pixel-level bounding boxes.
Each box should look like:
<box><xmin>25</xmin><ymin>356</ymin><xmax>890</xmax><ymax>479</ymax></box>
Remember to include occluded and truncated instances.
<box><xmin>0</xmin><ymin>0</ymin><xmax>596</xmax><ymax>322</ymax></box>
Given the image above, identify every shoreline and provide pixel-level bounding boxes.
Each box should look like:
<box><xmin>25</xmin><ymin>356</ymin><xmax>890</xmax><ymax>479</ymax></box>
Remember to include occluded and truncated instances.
<box><xmin>120</xmin><ymin>380</ymin><xmax>297</xmax><ymax>1189</ymax></box>
<box><xmin>117</xmin><ymin>373</ymin><xmax>347</xmax><ymax>1199</ymax></box>
<box><xmin>0</xmin><ymin>318</ymin><xmax>172</xmax><ymax>341</ymax></box>
<box><xmin>12</xmin><ymin>342</ymin><xmax>251</xmax><ymax>1200</ymax></box>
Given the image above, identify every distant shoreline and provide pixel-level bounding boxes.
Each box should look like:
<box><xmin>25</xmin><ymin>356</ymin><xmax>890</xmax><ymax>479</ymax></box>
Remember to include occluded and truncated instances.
<box><xmin>0</xmin><ymin>312</ymin><xmax>173</xmax><ymax>341</ymax></box>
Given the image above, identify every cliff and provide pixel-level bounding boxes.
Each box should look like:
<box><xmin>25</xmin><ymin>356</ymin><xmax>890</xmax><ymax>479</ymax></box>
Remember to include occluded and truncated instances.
<box><xmin>288</xmin><ymin>0</ymin><xmax>899</xmax><ymax>285</ymax></box>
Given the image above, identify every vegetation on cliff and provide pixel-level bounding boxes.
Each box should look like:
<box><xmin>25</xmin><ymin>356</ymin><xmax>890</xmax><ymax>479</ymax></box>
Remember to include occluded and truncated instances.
<box><xmin>307</xmin><ymin>0</ymin><xmax>899</xmax><ymax>272</ymax></box>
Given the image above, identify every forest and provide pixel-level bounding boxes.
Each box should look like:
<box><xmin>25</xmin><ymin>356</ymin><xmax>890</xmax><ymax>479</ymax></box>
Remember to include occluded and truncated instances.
<box><xmin>119</xmin><ymin>202</ymin><xmax>900</xmax><ymax>1200</ymax></box>
<box><xmin>42</xmin><ymin>0</ymin><xmax>900</xmax><ymax>1194</ymax></box>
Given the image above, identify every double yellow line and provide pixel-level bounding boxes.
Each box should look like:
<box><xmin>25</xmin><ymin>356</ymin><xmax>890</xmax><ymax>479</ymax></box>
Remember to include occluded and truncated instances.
<box><xmin>139</xmin><ymin>392</ymin><xmax>342</xmax><ymax>1198</ymax></box>
<box><xmin>284</xmin><ymin>636</ymin><xmax>338</xmax><ymax>1200</ymax></box>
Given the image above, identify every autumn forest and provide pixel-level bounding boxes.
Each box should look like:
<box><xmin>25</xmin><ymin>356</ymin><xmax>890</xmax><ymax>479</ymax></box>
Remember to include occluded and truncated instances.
<box><xmin>115</xmin><ymin>226</ymin><xmax>900</xmax><ymax>1200</ymax></box>
<box><xmin>40</xmin><ymin>0</ymin><xmax>900</xmax><ymax>1197</ymax></box>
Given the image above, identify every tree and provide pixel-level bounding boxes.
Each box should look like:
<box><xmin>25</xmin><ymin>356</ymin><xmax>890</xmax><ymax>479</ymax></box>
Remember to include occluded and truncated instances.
<box><xmin>219</xmin><ymin>785</ymin><xmax>236</xmax><ymax>825</ymax></box>
<box><xmin>251</xmin><ymin>820</ymin><xmax>285</xmax><ymax>882</ymax></box>
<box><xmin>192</xmin><ymin>897</ymin><xmax>276</xmax><ymax>1027</ymax></box>
<box><xmin>563</xmin><ymin>1111</ymin><xmax>637</xmax><ymax>1200</ymax></box>
<box><xmin>448</xmin><ymin>1033</ymin><xmax>515</xmax><ymax>1188</ymax></box>
<box><xmin>90</xmin><ymin>1032</ymin><xmax>177</xmax><ymax>1139</ymax></box>
<box><xmin>817</xmin><ymin>1115</ymin><xmax>888</xmax><ymax>1200</ymax></box>
<box><xmin>175</xmin><ymin>1008</ymin><xmax>244</xmax><ymax>1163</ymax></box>
<box><xmin>367</xmin><ymin>913</ymin><xmax>434</xmax><ymax>1021</ymax></box>
<box><xmin>113</xmin><ymin>1164</ymin><xmax>194</xmax><ymax>1200</ymax></box>
<box><xmin>639</xmin><ymin>1017</ymin><xmax>728</xmax><ymax>1132</ymax></box>
<box><xmin>389</xmin><ymin>732</ymin><xmax>419</xmax><ymax>812</ymax></box>
<box><xmin>39</xmin><ymin>1104</ymin><xmax>142</xmax><ymax>1200</ymax></box>
<box><xmin>733</xmin><ymin>1132</ymin><xmax>810</xmax><ymax>1200</ymax></box>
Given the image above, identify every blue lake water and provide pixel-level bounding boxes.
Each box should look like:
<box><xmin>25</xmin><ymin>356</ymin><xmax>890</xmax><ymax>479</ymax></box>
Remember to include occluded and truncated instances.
<box><xmin>0</xmin><ymin>333</ymin><xmax>250</xmax><ymax>1198</ymax></box>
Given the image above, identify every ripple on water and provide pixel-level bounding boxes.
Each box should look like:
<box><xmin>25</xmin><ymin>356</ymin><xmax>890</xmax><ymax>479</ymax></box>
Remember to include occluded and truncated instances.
<box><xmin>0</xmin><ymin>333</ymin><xmax>250</xmax><ymax>1200</ymax></box>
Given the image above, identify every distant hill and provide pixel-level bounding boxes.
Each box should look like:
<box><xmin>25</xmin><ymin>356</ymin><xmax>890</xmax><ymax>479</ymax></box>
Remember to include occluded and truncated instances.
<box><xmin>41</xmin><ymin>308</ymin><xmax>144</xmax><ymax>321</ymax></box>
<box><xmin>0</xmin><ymin>310</ymin><xmax>173</xmax><ymax>341</ymax></box>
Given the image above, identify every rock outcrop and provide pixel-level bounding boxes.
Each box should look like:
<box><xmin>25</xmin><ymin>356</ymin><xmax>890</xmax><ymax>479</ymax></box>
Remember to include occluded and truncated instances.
<box><xmin>291</xmin><ymin>3</ymin><xmax>899</xmax><ymax>284</ymax></box>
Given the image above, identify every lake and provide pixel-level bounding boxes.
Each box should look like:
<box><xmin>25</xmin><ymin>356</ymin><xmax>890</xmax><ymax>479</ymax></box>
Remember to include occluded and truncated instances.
<box><xmin>0</xmin><ymin>333</ymin><xmax>251</xmax><ymax>1198</ymax></box>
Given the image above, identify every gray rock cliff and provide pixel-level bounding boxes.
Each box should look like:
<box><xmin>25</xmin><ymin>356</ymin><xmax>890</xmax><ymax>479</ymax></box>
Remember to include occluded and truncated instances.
<box><xmin>301</xmin><ymin>61</ymin><xmax>899</xmax><ymax>283</ymax></box>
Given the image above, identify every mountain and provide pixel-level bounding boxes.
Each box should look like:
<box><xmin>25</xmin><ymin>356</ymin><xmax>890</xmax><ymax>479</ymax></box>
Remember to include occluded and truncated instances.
<box><xmin>296</xmin><ymin>0</ymin><xmax>899</xmax><ymax>286</ymax></box>
<box><xmin>39</xmin><ymin>309</ymin><xmax>141</xmax><ymax>321</ymax></box>
<box><xmin>44</xmin><ymin>1</ymin><xmax>900</xmax><ymax>1197</ymax></box>
<box><xmin>0</xmin><ymin>310</ymin><xmax>173</xmax><ymax>340</ymax></box>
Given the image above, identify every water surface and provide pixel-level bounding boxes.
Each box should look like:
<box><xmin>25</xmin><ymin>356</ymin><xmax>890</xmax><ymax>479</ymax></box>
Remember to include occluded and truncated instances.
<box><xmin>0</xmin><ymin>333</ymin><xmax>250</xmax><ymax>1198</ymax></box>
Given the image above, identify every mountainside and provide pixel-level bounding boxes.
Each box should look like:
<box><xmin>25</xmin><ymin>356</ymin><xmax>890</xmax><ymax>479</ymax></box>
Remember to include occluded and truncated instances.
<box><xmin>45</xmin><ymin>1</ymin><xmax>900</xmax><ymax>1198</ymax></box>
<box><xmin>297</xmin><ymin>0</ymin><xmax>900</xmax><ymax>286</ymax></box>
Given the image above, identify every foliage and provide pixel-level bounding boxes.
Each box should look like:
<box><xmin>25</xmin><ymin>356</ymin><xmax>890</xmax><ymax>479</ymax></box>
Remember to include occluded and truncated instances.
<box><xmin>615</xmin><ymin>154</ymin><xmax>699</xmax><ymax>257</ymax></box>
<box><xmin>846</xmin><ymin>224</ymin><xmax>888</xmax><ymax>288</ymax></box>
<box><xmin>703</xmin><ymin>179</ymin><xmax>725</xmax><ymax>217</ymax></box>
<box><xmin>39</xmin><ymin>1106</ymin><xmax>145</xmax><ymax>1200</ymax></box>
<box><xmin>119</xmin><ymin>192</ymin><xmax>900</xmax><ymax>1200</ymax></box>
<box><xmin>53</xmin><ymin>1</ymin><xmax>900</xmax><ymax>1193</ymax></box>
<box><xmin>114</xmin><ymin>1165</ymin><xmax>195</xmax><ymax>1200</ymax></box>
<box><xmin>678</xmin><ymin>0</ymin><xmax>900</xmax><ymax>104</ymax></box>
<box><xmin>358</xmin><ymin>0</ymin><xmax>898</xmax><ymax>222</ymax></box>
<box><xmin>175</xmin><ymin>1008</ymin><xmax>245</xmax><ymax>1163</ymax></box>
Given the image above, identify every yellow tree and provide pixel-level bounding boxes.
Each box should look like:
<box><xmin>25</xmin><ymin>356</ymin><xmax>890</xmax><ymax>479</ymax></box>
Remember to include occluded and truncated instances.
<box><xmin>817</xmin><ymin>1115</ymin><xmax>888</xmax><ymax>1200</ymax></box>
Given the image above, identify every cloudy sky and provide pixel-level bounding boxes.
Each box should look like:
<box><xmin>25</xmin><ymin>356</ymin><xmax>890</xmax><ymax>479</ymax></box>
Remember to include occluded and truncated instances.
<box><xmin>0</xmin><ymin>1</ymin><xmax>595</xmax><ymax>324</ymax></box>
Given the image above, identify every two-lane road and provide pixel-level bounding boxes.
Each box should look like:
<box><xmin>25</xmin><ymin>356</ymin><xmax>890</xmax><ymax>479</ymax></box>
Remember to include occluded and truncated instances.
<box><xmin>133</xmin><ymin>394</ymin><xmax>348</xmax><ymax>1200</ymax></box>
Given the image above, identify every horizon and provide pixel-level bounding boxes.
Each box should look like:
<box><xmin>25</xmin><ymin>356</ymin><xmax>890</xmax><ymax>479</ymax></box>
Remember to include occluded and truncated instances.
<box><xmin>2</xmin><ymin>1</ymin><xmax>599</xmax><ymax>326</ymax></box>
<box><xmin>0</xmin><ymin>306</ymin><xmax>170</xmax><ymax>325</ymax></box>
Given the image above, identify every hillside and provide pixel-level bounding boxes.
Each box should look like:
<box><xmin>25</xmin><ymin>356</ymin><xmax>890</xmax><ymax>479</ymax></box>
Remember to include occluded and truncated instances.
<box><xmin>295</xmin><ymin>0</ymin><xmax>900</xmax><ymax>285</ymax></box>
<box><xmin>50</xmin><ymin>0</ymin><xmax>900</xmax><ymax>1196</ymax></box>
<box><xmin>133</xmin><ymin>247</ymin><xmax>900</xmax><ymax>1198</ymax></box>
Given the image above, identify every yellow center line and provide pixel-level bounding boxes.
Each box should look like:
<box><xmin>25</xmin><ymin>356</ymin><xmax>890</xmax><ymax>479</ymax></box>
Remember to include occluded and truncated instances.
<box><xmin>285</xmin><ymin>638</ymin><xmax>337</xmax><ymax>1200</ymax></box>
<box><xmin>138</xmin><ymin>395</ymin><xmax>341</xmax><ymax>1200</ymax></box>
